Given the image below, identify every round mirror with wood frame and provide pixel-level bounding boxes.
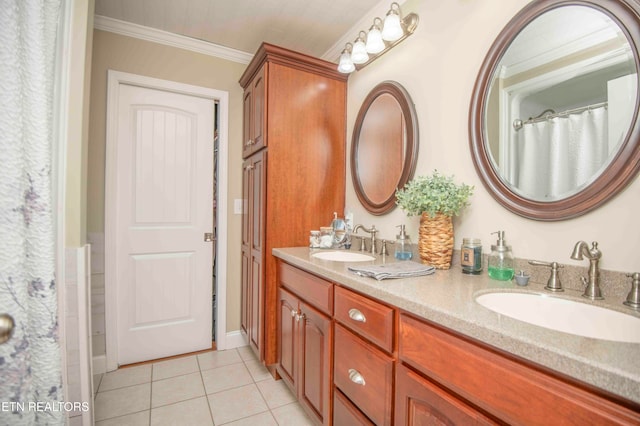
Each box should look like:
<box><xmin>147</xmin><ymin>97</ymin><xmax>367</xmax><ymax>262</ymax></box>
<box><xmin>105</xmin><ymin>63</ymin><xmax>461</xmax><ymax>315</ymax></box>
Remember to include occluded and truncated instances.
<box><xmin>352</xmin><ymin>81</ymin><xmax>418</xmax><ymax>215</ymax></box>
<box><xmin>469</xmin><ymin>0</ymin><xmax>640</xmax><ymax>220</ymax></box>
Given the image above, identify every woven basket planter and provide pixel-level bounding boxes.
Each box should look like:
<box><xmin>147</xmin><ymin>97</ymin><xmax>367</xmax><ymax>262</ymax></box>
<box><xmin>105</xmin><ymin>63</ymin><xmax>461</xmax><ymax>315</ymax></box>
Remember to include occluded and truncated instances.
<box><xmin>418</xmin><ymin>212</ymin><xmax>454</xmax><ymax>269</ymax></box>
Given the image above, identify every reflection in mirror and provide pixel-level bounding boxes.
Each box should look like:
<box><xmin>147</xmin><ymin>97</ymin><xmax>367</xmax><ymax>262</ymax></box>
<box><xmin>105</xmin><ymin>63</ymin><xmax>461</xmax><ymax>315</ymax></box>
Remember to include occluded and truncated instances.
<box><xmin>486</xmin><ymin>6</ymin><xmax>637</xmax><ymax>201</ymax></box>
<box><xmin>352</xmin><ymin>81</ymin><xmax>418</xmax><ymax>215</ymax></box>
<box><xmin>470</xmin><ymin>0</ymin><xmax>640</xmax><ymax>220</ymax></box>
<box><xmin>358</xmin><ymin>94</ymin><xmax>405</xmax><ymax>204</ymax></box>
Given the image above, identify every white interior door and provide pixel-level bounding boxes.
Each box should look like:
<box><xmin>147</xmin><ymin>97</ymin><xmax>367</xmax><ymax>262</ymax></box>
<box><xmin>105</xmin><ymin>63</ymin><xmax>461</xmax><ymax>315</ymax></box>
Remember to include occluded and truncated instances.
<box><xmin>114</xmin><ymin>83</ymin><xmax>214</xmax><ymax>365</ymax></box>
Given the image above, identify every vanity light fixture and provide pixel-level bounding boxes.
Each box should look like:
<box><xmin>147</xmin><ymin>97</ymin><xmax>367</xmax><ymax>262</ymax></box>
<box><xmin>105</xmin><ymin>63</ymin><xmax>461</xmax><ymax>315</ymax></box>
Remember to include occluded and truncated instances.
<box><xmin>337</xmin><ymin>2</ymin><xmax>418</xmax><ymax>74</ymax></box>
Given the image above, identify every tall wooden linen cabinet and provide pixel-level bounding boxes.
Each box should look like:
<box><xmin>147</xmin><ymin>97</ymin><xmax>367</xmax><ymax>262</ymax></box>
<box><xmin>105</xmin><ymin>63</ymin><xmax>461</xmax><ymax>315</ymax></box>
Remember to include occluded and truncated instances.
<box><xmin>239</xmin><ymin>43</ymin><xmax>347</xmax><ymax>366</ymax></box>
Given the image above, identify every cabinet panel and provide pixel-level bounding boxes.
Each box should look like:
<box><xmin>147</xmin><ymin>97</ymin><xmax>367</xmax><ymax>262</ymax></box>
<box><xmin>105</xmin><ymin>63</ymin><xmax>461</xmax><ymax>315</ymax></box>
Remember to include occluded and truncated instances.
<box><xmin>395</xmin><ymin>364</ymin><xmax>496</xmax><ymax>425</ymax></box>
<box><xmin>334</xmin><ymin>324</ymin><xmax>393</xmax><ymax>426</ymax></box>
<box><xmin>240</xmin><ymin>246</ymin><xmax>249</xmax><ymax>334</ymax></box>
<box><xmin>251</xmin><ymin>67</ymin><xmax>265</xmax><ymax>153</ymax></box>
<box><xmin>334</xmin><ymin>286</ymin><xmax>394</xmax><ymax>353</ymax></box>
<box><xmin>334</xmin><ymin>388</ymin><xmax>375</xmax><ymax>426</ymax></box>
<box><xmin>400</xmin><ymin>314</ymin><xmax>640</xmax><ymax>426</ymax></box>
<box><xmin>279</xmin><ymin>262</ymin><xmax>333</xmax><ymax>315</ymax></box>
<box><xmin>277</xmin><ymin>287</ymin><xmax>297</xmax><ymax>391</ymax></box>
<box><xmin>299</xmin><ymin>302</ymin><xmax>332</xmax><ymax>425</ymax></box>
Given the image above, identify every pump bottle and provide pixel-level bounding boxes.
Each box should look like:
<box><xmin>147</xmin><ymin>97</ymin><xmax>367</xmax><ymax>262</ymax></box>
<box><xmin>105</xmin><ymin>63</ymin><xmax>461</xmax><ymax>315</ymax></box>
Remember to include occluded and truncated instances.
<box><xmin>395</xmin><ymin>225</ymin><xmax>413</xmax><ymax>260</ymax></box>
<box><xmin>487</xmin><ymin>230</ymin><xmax>515</xmax><ymax>280</ymax></box>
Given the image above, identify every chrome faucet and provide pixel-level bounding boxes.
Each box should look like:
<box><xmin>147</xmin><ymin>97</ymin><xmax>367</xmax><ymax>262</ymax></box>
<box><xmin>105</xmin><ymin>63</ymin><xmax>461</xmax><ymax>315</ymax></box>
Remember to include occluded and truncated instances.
<box><xmin>353</xmin><ymin>224</ymin><xmax>378</xmax><ymax>254</ymax></box>
<box><xmin>570</xmin><ymin>241</ymin><xmax>603</xmax><ymax>300</ymax></box>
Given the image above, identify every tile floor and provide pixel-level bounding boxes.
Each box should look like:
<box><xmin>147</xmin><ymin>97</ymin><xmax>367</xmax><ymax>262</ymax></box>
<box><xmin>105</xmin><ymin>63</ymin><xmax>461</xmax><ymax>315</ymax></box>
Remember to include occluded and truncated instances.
<box><xmin>93</xmin><ymin>346</ymin><xmax>314</xmax><ymax>425</ymax></box>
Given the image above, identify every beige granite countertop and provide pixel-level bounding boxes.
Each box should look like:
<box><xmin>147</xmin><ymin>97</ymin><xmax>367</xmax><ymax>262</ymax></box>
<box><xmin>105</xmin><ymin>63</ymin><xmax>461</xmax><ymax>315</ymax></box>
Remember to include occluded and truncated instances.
<box><xmin>272</xmin><ymin>247</ymin><xmax>640</xmax><ymax>405</ymax></box>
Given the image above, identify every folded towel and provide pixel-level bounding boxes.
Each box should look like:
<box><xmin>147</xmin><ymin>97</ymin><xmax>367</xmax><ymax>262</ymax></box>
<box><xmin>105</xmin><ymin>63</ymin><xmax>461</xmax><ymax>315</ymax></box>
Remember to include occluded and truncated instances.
<box><xmin>348</xmin><ymin>261</ymin><xmax>435</xmax><ymax>281</ymax></box>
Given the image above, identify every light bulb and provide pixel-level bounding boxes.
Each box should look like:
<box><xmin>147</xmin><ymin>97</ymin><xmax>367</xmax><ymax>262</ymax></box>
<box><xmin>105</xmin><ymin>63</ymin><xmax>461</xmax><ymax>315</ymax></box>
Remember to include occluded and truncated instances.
<box><xmin>366</xmin><ymin>25</ymin><xmax>385</xmax><ymax>54</ymax></box>
<box><xmin>351</xmin><ymin>35</ymin><xmax>369</xmax><ymax>64</ymax></box>
<box><xmin>382</xmin><ymin>9</ymin><xmax>403</xmax><ymax>41</ymax></box>
<box><xmin>337</xmin><ymin>49</ymin><xmax>355</xmax><ymax>73</ymax></box>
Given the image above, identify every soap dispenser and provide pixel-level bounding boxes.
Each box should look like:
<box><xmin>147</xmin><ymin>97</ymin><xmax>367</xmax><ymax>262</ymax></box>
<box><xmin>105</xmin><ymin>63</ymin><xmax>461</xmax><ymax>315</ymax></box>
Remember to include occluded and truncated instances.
<box><xmin>395</xmin><ymin>225</ymin><xmax>413</xmax><ymax>260</ymax></box>
<box><xmin>488</xmin><ymin>231</ymin><xmax>515</xmax><ymax>281</ymax></box>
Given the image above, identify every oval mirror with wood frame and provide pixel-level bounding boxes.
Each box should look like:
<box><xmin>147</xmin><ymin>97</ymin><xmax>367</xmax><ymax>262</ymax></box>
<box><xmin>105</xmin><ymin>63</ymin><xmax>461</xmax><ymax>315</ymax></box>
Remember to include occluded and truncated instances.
<box><xmin>352</xmin><ymin>81</ymin><xmax>418</xmax><ymax>215</ymax></box>
<box><xmin>469</xmin><ymin>0</ymin><xmax>640</xmax><ymax>220</ymax></box>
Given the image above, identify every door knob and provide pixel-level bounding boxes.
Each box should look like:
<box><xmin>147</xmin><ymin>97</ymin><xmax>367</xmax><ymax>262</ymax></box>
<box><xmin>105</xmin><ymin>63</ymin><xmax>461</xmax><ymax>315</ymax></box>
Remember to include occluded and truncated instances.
<box><xmin>0</xmin><ymin>313</ymin><xmax>15</xmax><ymax>345</ymax></box>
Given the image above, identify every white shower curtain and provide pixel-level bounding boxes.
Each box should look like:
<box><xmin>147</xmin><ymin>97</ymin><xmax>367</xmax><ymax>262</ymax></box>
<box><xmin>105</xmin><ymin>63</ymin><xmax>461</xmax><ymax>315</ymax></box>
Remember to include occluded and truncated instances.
<box><xmin>515</xmin><ymin>106</ymin><xmax>609</xmax><ymax>200</ymax></box>
<box><xmin>0</xmin><ymin>0</ymin><xmax>63</xmax><ymax>425</ymax></box>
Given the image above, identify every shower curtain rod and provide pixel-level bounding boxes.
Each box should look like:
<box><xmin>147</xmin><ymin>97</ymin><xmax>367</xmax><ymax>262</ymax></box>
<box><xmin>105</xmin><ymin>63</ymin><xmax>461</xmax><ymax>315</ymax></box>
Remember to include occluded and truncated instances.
<box><xmin>513</xmin><ymin>101</ymin><xmax>608</xmax><ymax>131</ymax></box>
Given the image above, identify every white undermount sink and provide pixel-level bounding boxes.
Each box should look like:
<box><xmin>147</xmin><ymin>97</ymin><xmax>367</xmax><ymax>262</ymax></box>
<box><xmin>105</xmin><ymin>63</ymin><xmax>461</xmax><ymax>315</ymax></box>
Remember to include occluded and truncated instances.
<box><xmin>475</xmin><ymin>291</ymin><xmax>640</xmax><ymax>343</ymax></box>
<box><xmin>311</xmin><ymin>251</ymin><xmax>375</xmax><ymax>262</ymax></box>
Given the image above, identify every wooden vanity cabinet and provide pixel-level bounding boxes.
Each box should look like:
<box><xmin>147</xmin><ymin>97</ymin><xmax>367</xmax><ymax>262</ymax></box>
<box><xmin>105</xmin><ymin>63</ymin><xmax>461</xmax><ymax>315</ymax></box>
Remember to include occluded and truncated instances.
<box><xmin>239</xmin><ymin>43</ymin><xmax>347</xmax><ymax>364</ymax></box>
<box><xmin>397</xmin><ymin>313</ymin><xmax>640</xmax><ymax>426</ymax></box>
<box><xmin>277</xmin><ymin>262</ymin><xmax>333</xmax><ymax>425</ymax></box>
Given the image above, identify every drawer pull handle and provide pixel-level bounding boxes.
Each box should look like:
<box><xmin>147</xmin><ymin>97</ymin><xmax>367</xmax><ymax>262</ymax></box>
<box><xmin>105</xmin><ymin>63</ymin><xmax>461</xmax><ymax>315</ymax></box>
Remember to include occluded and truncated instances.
<box><xmin>348</xmin><ymin>368</ymin><xmax>366</xmax><ymax>386</ymax></box>
<box><xmin>348</xmin><ymin>308</ymin><xmax>366</xmax><ymax>323</ymax></box>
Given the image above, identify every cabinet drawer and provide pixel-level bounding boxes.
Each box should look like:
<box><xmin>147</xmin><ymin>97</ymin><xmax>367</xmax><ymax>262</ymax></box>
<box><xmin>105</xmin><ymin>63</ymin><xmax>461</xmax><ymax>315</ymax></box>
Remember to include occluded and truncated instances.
<box><xmin>334</xmin><ymin>388</ymin><xmax>374</xmax><ymax>426</ymax></box>
<box><xmin>334</xmin><ymin>286</ymin><xmax>394</xmax><ymax>353</ymax></box>
<box><xmin>334</xmin><ymin>324</ymin><xmax>393</xmax><ymax>426</ymax></box>
<box><xmin>399</xmin><ymin>314</ymin><xmax>640</xmax><ymax>425</ymax></box>
<box><xmin>278</xmin><ymin>262</ymin><xmax>333</xmax><ymax>315</ymax></box>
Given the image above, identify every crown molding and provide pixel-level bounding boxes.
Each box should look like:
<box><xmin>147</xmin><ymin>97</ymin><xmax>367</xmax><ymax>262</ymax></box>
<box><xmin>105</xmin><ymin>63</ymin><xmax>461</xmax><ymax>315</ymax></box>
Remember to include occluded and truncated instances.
<box><xmin>94</xmin><ymin>15</ymin><xmax>253</xmax><ymax>64</ymax></box>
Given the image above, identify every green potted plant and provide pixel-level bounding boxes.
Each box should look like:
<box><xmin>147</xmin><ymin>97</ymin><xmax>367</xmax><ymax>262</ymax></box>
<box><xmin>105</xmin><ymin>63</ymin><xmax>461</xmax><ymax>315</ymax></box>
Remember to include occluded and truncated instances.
<box><xmin>395</xmin><ymin>170</ymin><xmax>473</xmax><ymax>269</ymax></box>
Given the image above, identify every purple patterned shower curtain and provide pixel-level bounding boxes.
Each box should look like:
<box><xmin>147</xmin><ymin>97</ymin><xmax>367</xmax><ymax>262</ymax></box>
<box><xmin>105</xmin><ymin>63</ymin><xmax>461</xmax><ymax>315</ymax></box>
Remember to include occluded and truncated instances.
<box><xmin>0</xmin><ymin>0</ymin><xmax>64</xmax><ymax>424</ymax></box>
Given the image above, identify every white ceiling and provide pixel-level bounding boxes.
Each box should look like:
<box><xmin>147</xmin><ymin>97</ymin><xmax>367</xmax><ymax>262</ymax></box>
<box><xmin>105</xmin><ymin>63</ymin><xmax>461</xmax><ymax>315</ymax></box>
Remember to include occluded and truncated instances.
<box><xmin>94</xmin><ymin>0</ymin><xmax>384</xmax><ymax>60</ymax></box>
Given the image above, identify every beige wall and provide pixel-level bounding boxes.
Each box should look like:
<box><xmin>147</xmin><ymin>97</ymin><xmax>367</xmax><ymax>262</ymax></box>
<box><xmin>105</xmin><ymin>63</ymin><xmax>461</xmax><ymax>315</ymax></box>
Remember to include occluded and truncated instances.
<box><xmin>87</xmin><ymin>30</ymin><xmax>246</xmax><ymax>332</ymax></box>
<box><xmin>345</xmin><ymin>0</ymin><xmax>640</xmax><ymax>273</ymax></box>
<box><xmin>65</xmin><ymin>0</ymin><xmax>94</xmax><ymax>247</ymax></box>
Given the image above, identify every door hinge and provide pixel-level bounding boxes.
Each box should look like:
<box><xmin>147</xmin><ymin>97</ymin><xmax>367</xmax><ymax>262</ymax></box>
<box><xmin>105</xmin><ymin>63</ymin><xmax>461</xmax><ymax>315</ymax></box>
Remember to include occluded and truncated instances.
<box><xmin>204</xmin><ymin>233</ymin><xmax>215</xmax><ymax>242</ymax></box>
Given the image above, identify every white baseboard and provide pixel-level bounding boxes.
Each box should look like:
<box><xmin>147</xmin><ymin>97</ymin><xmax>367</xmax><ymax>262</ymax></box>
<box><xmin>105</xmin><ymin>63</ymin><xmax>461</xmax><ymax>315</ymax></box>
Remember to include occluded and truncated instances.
<box><xmin>92</xmin><ymin>355</ymin><xmax>107</xmax><ymax>375</ymax></box>
<box><xmin>93</xmin><ymin>332</ymin><xmax>247</xmax><ymax>373</ymax></box>
<box><xmin>224</xmin><ymin>330</ymin><xmax>248</xmax><ymax>349</ymax></box>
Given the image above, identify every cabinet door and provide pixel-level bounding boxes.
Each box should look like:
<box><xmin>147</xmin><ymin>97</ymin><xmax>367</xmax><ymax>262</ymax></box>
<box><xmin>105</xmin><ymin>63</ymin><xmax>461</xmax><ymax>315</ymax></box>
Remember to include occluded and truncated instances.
<box><xmin>395</xmin><ymin>364</ymin><xmax>496</xmax><ymax>426</ymax></box>
<box><xmin>299</xmin><ymin>301</ymin><xmax>332</xmax><ymax>425</ymax></box>
<box><xmin>242</xmin><ymin>65</ymin><xmax>265</xmax><ymax>158</ymax></box>
<box><xmin>241</xmin><ymin>151</ymin><xmax>266</xmax><ymax>358</ymax></box>
<box><xmin>277</xmin><ymin>287</ymin><xmax>298</xmax><ymax>391</ymax></box>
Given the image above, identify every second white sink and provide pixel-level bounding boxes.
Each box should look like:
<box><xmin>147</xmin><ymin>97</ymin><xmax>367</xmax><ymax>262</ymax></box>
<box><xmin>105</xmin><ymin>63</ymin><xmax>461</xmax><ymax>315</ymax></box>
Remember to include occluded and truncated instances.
<box><xmin>311</xmin><ymin>251</ymin><xmax>375</xmax><ymax>262</ymax></box>
<box><xmin>475</xmin><ymin>291</ymin><xmax>640</xmax><ymax>343</ymax></box>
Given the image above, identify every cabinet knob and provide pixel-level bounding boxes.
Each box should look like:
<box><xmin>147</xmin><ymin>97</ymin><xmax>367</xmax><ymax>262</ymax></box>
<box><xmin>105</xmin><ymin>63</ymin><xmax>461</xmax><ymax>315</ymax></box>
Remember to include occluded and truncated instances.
<box><xmin>245</xmin><ymin>139</ymin><xmax>254</xmax><ymax>147</ymax></box>
<box><xmin>291</xmin><ymin>309</ymin><xmax>297</xmax><ymax>318</ymax></box>
<box><xmin>348</xmin><ymin>368</ymin><xmax>366</xmax><ymax>386</ymax></box>
<box><xmin>348</xmin><ymin>308</ymin><xmax>366</xmax><ymax>323</ymax></box>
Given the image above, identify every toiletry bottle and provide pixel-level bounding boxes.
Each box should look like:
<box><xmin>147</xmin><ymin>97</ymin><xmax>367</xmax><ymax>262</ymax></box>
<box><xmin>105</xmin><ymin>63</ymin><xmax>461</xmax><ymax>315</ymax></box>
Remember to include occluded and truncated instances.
<box><xmin>487</xmin><ymin>231</ymin><xmax>515</xmax><ymax>280</ymax></box>
<box><xmin>395</xmin><ymin>225</ymin><xmax>413</xmax><ymax>260</ymax></box>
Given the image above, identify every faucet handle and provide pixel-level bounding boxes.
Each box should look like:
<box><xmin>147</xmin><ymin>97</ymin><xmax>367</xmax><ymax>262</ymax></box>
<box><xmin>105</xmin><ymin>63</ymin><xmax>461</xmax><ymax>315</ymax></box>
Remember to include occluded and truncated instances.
<box><xmin>624</xmin><ymin>273</ymin><xmax>640</xmax><ymax>310</ymax></box>
<box><xmin>380</xmin><ymin>239</ymin><xmax>389</xmax><ymax>256</ymax></box>
<box><xmin>528</xmin><ymin>260</ymin><xmax>564</xmax><ymax>292</ymax></box>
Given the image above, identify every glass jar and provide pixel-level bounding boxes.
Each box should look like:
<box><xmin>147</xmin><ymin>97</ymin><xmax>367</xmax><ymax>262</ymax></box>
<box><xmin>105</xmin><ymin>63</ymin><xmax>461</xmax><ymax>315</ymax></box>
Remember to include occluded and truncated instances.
<box><xmin>319</xmin><ymin>227</ymin><xmax>334</xmax><ymax>248</ymax></box>
<box><xmin>461</xmin><ymin>238</ymin><xmax>482</xmax><ymax>275</ymax></box>
<box><xmin>309</xmin><ymin>230</ymin><xmax>321</xmax><ymax>248</ymax></box>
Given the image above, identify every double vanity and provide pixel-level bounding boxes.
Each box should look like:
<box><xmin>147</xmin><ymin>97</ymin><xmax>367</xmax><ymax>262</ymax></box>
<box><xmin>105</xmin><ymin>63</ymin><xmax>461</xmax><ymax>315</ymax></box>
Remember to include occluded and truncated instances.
<box><xmin>273</xmin><ymin>247</ymin><xmax>640</xmax><ymax>425</ymax></box>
